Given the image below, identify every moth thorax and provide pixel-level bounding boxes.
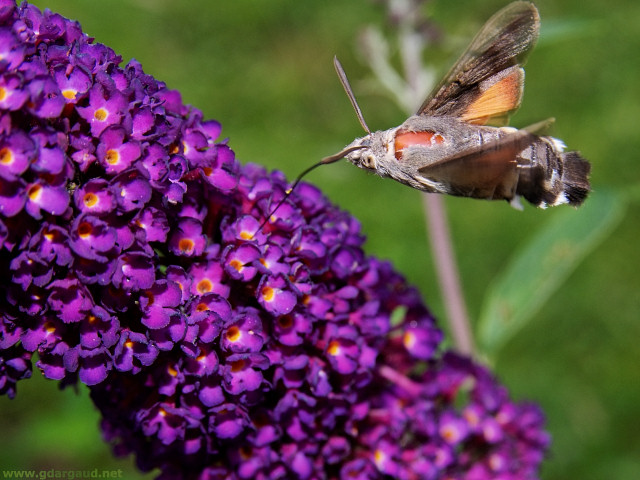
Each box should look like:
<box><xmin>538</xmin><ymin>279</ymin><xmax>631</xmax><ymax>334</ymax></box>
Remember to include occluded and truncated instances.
<box><xmin>394</xmin><ymin>130</ymin><xmax>444</xmax><ymax>160</ymax></box>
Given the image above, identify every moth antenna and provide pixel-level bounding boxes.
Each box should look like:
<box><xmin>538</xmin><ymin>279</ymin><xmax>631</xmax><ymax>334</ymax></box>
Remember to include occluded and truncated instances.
<box><xmin>333</xmin><ymin>56</ymin><xmax>371</xmax><ymax>134</ymax></box>
<box><xmin>257</xmin><ymin>145</ymin><xmax>366</xmax><ymax>232</ymax></box>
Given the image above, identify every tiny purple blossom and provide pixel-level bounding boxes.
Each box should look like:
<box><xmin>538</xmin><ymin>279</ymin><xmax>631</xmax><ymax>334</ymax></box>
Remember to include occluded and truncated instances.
<box><xmin>134</xmin><ymin>206</ymin><xmax>169</xmax><ymax>242</ymax></box>
<box><xmin>112</xmin><ymin>251</ymin><xmax>155</xmax><ymax>291</ymax></box>
<box><xmin>54</xmin><ymin>66</ymin><xmax>92</xmax><ymax>105</ymax></box>
<box><xmin>223</xmin><ymin>243</ymin><xmax>261</xmax><ymax>282</ymax></box>
<box><xmin>0</xmin><ymin>73</ymin><xmax>28</xmax><ymax>111</ymax></box>
<box><xmin>25</xmin><ymin>180</ymin><xmax>69</xmax><ymax>219</ymax></box>
<box><xmin>69</xmin><ymin>214</ymin><xmax>117</xmax><ymax>261</ymax></box>
<box><xmin>439</xmin><ymin>411</ymin><xmax>470</xmax><ymax>445</ymax></box>
<box><xmin>0</xmin><ymin>178</ymin><xmax>27</xmax><ymax>217</ymax></box>
<box><xmin>26</xmin><ymin>76</ymin><xmax>65</xmax><ymax>118</ymax></box>
<box><xmin>0</xmin><ymin>29</ymin><xmax>25</xmax><ymax>70</ymax></box>
<box><xmin>76</xmin><ymin>82</ymin><xmax>128</xmax><ymax>137</ymax></box>
<box><xmin>97</xmin><ymin>126</ymin><xmax>141</xmax><ymax>174</ymax></box>
<box><xmin>221</xmin><ymin>353</ymin><xmax>269</xmax><ymax>395</ymax></box>
<box><xmin>188</xmin><ymin>261</ymin><xmax>229</xmax><ymax>298</ymax></box>
<box><xmin>168</xmin><ymin>218</ymin><xmax>206</xmax><ymax>257</ymax></box>
<box><xmin>139</xmin><ymin>280</ymin><xmax>182</xmax><ymax>329</ymax></box>
<box><xmin>31</xmin><ymin>145</ymin><xmax>66</xmax><ymax>175</ymax></box>
<box><xmin>221</xmin><ymin>308</ymin><xmax>265</xmax><ymax>353</ymax></box>
<box><xmin>47</xmin><ymin>277</ymin><xmax>94</xmax><ymax>324</ymax></box>
<box><xmin>257</xmin><ymin>274</ymin><xmax>297</xmax><ymax>316</ymax></box>
<box><xmin>74</xmin><ymin>178</ymin><xmax>115</xmax><ymax>215</ymax></box>
<box><xmin>0</xmin><ymin>131</ymin><xmax>36</xmax><ymax>180</ymax></box>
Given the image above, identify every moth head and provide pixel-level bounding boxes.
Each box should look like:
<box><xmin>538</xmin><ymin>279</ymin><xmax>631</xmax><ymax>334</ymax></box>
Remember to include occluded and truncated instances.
<box><xmin>345</xmin><ymin>145</ymin><xmax>377</xmax><ymax>171</ymax></box>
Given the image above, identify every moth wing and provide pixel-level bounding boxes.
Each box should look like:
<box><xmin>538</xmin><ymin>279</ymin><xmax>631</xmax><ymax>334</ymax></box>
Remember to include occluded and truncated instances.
<box><xmin>417</xmin><ymin>130</ymin><xmax>535</xmax><ymax>199</ymax></box>
<box><xmin>417</xmin><ymin>1</ymin><xmax>539</xmax><ymax>126</ymax></box>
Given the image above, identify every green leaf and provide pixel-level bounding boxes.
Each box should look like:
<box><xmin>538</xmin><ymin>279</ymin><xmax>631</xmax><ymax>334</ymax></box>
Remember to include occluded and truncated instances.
<box><xmin>477</xmin><ymin>189</ymin><xmax>627</xmax><ymax>357</ymax></box>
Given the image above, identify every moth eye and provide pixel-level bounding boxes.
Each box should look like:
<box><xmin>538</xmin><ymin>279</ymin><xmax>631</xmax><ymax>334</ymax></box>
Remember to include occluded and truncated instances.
<box><xmin>362</xmin><ymin>154</ymin><xmax>376</xmax><ymax>169</ymax></box>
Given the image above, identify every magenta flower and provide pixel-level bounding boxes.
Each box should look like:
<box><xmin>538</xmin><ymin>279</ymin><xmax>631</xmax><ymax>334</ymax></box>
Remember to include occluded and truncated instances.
<box><xmin>77</xmin><ymin>82</ymin><xmax>129</xmax><ymax>136</ymax></box>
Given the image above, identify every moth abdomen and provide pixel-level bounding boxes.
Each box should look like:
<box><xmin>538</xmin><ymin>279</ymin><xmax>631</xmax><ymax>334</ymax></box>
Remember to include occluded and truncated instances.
<box><xmin>557</xmin><ymin>151</ymin><xmax>591</xmax><ymax>206</ymax></box>
<box><xmin>516</xmin><ymin>139</ymin><xmax>590</xmax><ymax>208</ymax></box>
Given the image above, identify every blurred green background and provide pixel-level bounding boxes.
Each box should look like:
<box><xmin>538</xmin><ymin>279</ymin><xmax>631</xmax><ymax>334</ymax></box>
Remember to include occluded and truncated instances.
<box><xmin>2</xmin><ymin>0</ymin><xmax>639</xmax><ymax>478</ymax></box>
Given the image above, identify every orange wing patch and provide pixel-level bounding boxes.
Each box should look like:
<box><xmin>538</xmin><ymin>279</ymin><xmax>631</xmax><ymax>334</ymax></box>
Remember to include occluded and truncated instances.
<box><xmin>460</xmin><ymin>66</ymin><xmax>524</xmax><ymax>125</ymax></box>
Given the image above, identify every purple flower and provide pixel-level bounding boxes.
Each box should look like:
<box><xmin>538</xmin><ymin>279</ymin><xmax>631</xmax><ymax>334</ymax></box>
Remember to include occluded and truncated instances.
<box><xmin>69</xmin><ymin>214</ymin><xmax>117</xmax><ymax>261</ymax></box>
<box><xmin>0</xmin><ymin>29</ymin><xmax>25</xmax><ymax>70</ymax></box>
<box><xmin>168</xmin><ymin>218</ymin><xmax>206</xmax><ymax>257</ymax></box>
<box><xmin>0</xmin><ymin>131</ymin><xmax>35</xmax><ymax>180</ymax></box>
<box><xmin>97</xmin><ymin>126</ymin><xmax>141</xmax><ymax>174</ymax></box>
<box><xmin>112</xmin><ymin>251</ymin><xmax>155</xmax><ymax>291</ymax></box>
<box><xmin>26</xmin><ymin>76</ymin><xmax>65</xmax><ymax>118</ymax></box>
<box><xmin>0</xmin><ymin>3</ymin><xmax>549</xmax><ymax>479</ymax></box>
<box><xmin>48</xmin><ymin>277</ymin><xmax>94</xmax><ymax>324</ymax></box>
<box><xmin>25</xmin><ymin>179</ymin><xmax>69</xmax><ymax>219</ymax></box>
<box><xmin>257</xmin><ymin>273</ymin><xmax>297</xmax><ymax>316</ymax></box>
<box><xmin>54</xmin><ymin>66</ymin><xmax>92</xmax><ymax>105</ymax></box>
<box><xmin>221</xmin><ymin>308</ymin><xmax>265</xmax><ymax>353</ymax></box>
<box><xmin>73</xmin><ymin>179</ymin><xmax>116</xmax><ymax>215</ymax></box>
<box><xmin>139</xmin><ymin>280</ymin><xmax>183</xmax><ymax>329</ymax></box>
<box><xmin>76</xmin><ymin>82</ymin><xmax>128</xmax><ymax>136</ymax></box>
<box><xmin>0</xmin><ymin>345</ymin><xmax>31</xmax><ymax>399</ymax></box>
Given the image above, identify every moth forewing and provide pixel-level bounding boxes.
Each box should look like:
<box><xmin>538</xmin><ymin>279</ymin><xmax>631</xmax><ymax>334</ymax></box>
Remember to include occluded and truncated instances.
<box><xmin>418</xmin><ymin>1</ymin><xmax>539</xmax><ymax>122</ymax></box>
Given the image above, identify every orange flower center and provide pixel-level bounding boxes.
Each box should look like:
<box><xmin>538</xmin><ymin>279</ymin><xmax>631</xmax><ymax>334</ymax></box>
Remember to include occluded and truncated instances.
<box><xmin>27</xmin><ymin>184</ymin><xmax>42</xmax><ymax>201</ymax></box>
<box><xmin>83</xmin><ymin>192</ymin><xmax>98</xmax><ymax>207</ymax></box>
<box><xmin>226</xmin><ymin>326</ymin><xmax>241</xmax><ymax>342</ymax></box>
<box><xmin>0</xmin><ymin>147</ymin><xmax>12</xmax><ymax>164</ymax></box>
<box><xmin>196</xmin><ymin>279</ymin><xmax>213</xmax><ymax>294</ymax></box>
<box><xmin>105</xmin><ymin>149</ymin><xmax>119</xmax><ymax>165</ymax></box>
<box><xmin>77</xmin><ymin>222</ymin><xmax>93</xmax><ymax>238</ymax></box>
<box><xmin>178</xmin><ymin>238</ymin><xmax>194</xmax><ymax>254</ymax></box>
<box><xmin>261</xmin><ymin>286</ymin><xmax>275</xmax><ymax>302</ymax></box>
<box><xmin>62</xmin><ymin>89</ymin><xmax>77</xmax><ymax>100</ymax></box>
<box><xmin>94</xmin><ymin>108</ymin><xmax>108</xmax><ymax>121</ymax></box>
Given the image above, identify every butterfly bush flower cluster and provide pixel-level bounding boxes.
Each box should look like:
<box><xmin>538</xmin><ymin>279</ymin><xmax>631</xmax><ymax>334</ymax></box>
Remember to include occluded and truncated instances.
<box><xmin>0</xmin><ymin>1</ymin><xmax>549</xmax><ymax>478</ymax></box>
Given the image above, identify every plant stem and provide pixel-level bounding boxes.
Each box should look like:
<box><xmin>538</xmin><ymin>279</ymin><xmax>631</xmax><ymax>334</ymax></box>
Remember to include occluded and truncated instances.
<box><xmin>421</xmin><ymin>193</ymin><xmax>474</xmax><ymax>356</ymax></box>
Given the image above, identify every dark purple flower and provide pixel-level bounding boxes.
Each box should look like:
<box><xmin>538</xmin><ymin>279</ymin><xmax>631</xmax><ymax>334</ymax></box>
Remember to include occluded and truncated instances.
<box><xmin>0</xmin><ymin>131</ymin><xmax>35</xmax><ymax>180</ymax></box>
<box><xmin>134</xmin><ymin>206</ymin><xmax>169</xmax><ymax>243</ymax></box>
<box><xmin>24</xmin><ymin>179</ymin><xmax>69</xmax><ymax>219</ymax></box>
<box><xmin>168</xmin><ymin>218</ymin><xmax>206</xmax><ymax>257</ymax></box>
<box><xmin>76</xmin><ymin>82</ymin><xmax>128</xmax><ymax>137</ymax></box>
<box><xmin>257</xmin><ymin>273</ymin><xmax>297</xmax><ymax>316</ymax></box>
<box><xmin>97</xmin><ymin>126</ymin><xmax>141</xmax><ymax>174</ymax></box>
<box><xmin>0</xmin><ymin>73</ymin><xmax>29</xmax><ymax>111</ymax></box>
<box><xmin>48</xmin><ymin>277</ymin><xmax>94</xmax><ymax>323</ymax></box>
<box><xmin>69</xmin><ymin>214</ymin><xmax>118</xmax><ymax>261</ymax></box>
<box><xmin>0</xmin><ymin>345</ymin><xmax>31</xmax><ymax>399</ymax></box>
<box><xmin>223</xmin><ymin>243</ymin><xmax>260</xmax><ymax>282</ymax></box>
<box><xmin>112</xmin><ymin>330</ymin><xmax>159</xmax><ymax>373</ymax></box>
<box><xmin>74</xmin><ymin>178</ymin><xmax>116</xmax><ymax>215</ymax></box>
<box><xmin>188</xmin><ymin>261</ymin><xmax>229</xmax><ymax>298</ymax></box>
<box><xmin>112</xmin><ymin>251</ymin><xmax>155</xmax><ymax>291</ymax></box>
<box><xmin>54</xmin><ymin>65</ymin><xmax>92</xmax><ymax>105</ymax></box>
<box><xmin>26</xmin><ymin>76</ymin><xmax>65</xmax><ymax>118</ymax></box>
<box><xmin>139</xmin><ymin>280</ymin><xmax>182</xmax><ymax>329</ymax></box>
